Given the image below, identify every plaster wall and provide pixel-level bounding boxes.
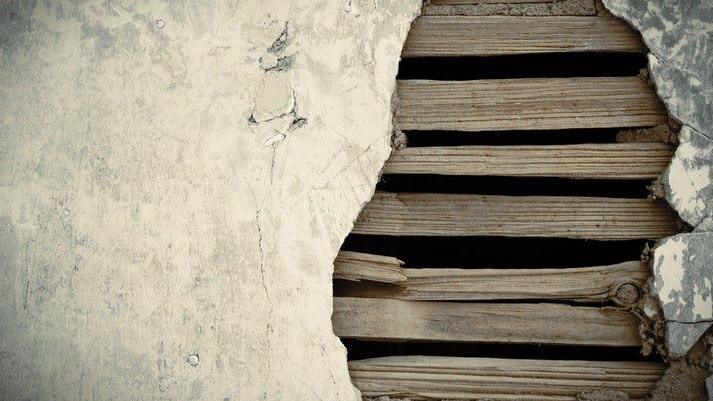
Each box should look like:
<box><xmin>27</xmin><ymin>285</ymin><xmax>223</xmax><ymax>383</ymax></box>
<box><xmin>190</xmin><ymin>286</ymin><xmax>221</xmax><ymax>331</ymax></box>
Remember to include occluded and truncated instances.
<box><xmin>0</xmin><ymin>1</ymin><xmax>420</xmax><ymax>400</ymax></box>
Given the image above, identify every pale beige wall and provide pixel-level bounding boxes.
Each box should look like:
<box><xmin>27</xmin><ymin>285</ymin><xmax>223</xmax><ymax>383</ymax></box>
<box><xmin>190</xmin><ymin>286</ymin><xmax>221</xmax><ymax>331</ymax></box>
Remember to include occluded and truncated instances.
<box><xmin>0</xmin><ymin>1</ymin><xmax>420</xmax><ymax>399</ymax></box>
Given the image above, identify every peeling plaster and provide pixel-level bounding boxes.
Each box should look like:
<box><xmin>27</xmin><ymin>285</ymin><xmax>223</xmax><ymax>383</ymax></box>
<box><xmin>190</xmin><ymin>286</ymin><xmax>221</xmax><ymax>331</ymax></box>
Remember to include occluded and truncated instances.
<box><xmin>0</xmin><ymin>0</ymin><xmax>421</xmax><ymax>400</ymax></box>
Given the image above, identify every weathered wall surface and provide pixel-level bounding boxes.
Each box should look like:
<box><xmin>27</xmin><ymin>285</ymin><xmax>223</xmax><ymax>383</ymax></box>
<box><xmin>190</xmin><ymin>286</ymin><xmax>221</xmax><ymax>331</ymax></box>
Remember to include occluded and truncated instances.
<box><xmin>603</xmin><ymin>0</ymin><xmax>713</xmax><ymax>359</ymax></box>
<box><xmin>0</xmin><ymin>1</ymin><xmax>420</xmax><ymax>400</ymax></box>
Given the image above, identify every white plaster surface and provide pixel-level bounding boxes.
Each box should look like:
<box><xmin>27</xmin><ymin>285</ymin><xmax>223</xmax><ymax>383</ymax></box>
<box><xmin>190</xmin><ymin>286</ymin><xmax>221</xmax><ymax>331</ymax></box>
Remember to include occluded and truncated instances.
<box><xmin>0</xmin><ymin>1</ymin><xmax>420</xmax><ymax>400</ymax></box>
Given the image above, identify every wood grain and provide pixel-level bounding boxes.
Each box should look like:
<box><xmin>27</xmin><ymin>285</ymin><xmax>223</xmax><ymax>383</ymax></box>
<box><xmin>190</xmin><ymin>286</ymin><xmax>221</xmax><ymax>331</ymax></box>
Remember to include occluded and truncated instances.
<box><xmin>403</xmin><ymin>15</ymin><xmax>642</xmax><ymax>57</ymax></box>
<box><xmin>352</xmin><ymin>192</ymin><xmax>678</xmax><ymax>240</ymax></box>
<box><xmin>333</xmin><ymin>251</ymin><xmax>406</xmax><ymax>283</ymax></box>
<box><xmin>395</xmin><ymin>77</ymin><xmax>667</xmax><ymax>132</ymax></box>
<box><xmin>335</xmin><ymin>261</ymin><xmax>648</xmax><ymax>304</ymax></box>
<box><xmin>349</xmin><ymin>355</ymin><xmax>664</xmax><ymax>400</ymax></box>
<box><xmin>333</xmin><ymin>297</ymin><xmax>641</xmax><ymax>346</ymax></box>
<box><xmin>384</xmin><ymin>143</ymin><xmax>674</xmax><ymax>179</ymax></box>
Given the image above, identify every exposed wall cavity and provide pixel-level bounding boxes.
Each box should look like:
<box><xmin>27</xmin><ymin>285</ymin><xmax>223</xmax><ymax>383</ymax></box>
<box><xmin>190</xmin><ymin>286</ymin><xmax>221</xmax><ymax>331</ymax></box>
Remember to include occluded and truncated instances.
<box><xmin>0</xmin><ymin>0</ymin><xmax>420</xmax><ymax>400</ymax></box>
<box><xmin>603</xmin><ymin>0</ymin><xmax>713</xmax><ymax>363</ymax></box>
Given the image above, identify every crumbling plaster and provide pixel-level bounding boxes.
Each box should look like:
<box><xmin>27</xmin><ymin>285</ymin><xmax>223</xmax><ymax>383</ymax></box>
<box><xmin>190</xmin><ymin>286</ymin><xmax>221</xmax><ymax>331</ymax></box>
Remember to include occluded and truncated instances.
<box><xmin>603</xmin><ymin>0</ymin><xmax>713</xmax><ymax>359</ymax></box>
<box><xmin>0</xmin><ymin>0</ymin><xmax>420</xmax><ymax>400</ymax></box>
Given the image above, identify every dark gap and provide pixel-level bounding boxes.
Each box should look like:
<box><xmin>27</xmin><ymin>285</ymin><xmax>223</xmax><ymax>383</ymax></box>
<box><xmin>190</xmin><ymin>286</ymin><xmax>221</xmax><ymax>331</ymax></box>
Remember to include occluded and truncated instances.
<box><xmin>341</xmin><ymin>235</ymin><xmax>650</xmax><ymax>269</ymax></box>
<box><xmin>341</xmin><ymin>339</ymin><xmax>661</xmax><ymax>363</ymax></box>
<box><xmin>377</xmin><ymin>175</ymin><xmax>652</xmax><ymax>198</ymax></box>
<box><xmin>397</xmin><ymin>53</ymin><xmax>648</xmax><ymax>80</ymax></box>
<box><xmin>404</xmin><ymin>128</ymin><xmax>621</xmax><ymax>146</ymax></box>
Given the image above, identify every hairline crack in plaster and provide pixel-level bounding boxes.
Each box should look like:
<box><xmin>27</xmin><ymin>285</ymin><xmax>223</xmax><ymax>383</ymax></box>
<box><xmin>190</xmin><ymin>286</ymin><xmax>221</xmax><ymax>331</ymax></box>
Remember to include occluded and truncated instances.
<box><xmin>0</xmin><ymin>0</ymin><xmax>421</xmax><ymax>400</ymax></box>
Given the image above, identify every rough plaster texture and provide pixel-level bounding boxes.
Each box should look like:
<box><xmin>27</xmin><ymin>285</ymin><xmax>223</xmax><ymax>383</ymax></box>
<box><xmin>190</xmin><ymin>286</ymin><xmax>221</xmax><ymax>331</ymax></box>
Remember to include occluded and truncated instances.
<box><xmin>0</xmin><ymin>1</ymin><xmax>420</xmax><ymax>400</ymax></box>
<box><xmin>603</xmin><ymin>0</ymin><xmax>713</xmax><ymax>359</ymax></box>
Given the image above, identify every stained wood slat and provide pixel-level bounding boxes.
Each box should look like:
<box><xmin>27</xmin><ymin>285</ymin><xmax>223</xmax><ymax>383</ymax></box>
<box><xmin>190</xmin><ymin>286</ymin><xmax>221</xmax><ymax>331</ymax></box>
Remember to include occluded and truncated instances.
<box><xmin>352</xmin><ymin>192</ymin><xmax>678</xmax><ymax>240</ymax></box>
<box><xmin>395</xmin><ymin>77</ymin><xmax>667</xmax><ymax>132</ymax></box>
<box><xmin>384</xmin><ymin>143</ymin><xmax>674</xmax><ymax>179</ymax></box>
<box><xmin>349</xmin><ymin>356</ymin><xmax>664</xmax><ymax>400</ymax></box>
<box><xmin>335</xmin><ymin>261</ymin><xmax>648</xmax><ymax>304</ymax></box>
<box><xmin>333</xmin><ymin>297</ymin><xmax>641</xmax><ymax>346</ymax></box>
<box><xmin>403</xmin><ymin>15</ymin><xmax>641</xmax><ymax>57</ymax></box>
<box><xmin>333</xmin><ymin>251</ymin><xmax>406</xmax><ymax>283</ymax></box>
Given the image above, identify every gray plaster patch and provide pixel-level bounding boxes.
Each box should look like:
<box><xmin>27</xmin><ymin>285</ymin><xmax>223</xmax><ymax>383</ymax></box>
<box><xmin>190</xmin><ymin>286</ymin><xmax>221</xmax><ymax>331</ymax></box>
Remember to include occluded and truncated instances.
<box><xmin>666</xmin><ymin>321</ymin><xmax>713</xmax><ymax>359</ymax></box>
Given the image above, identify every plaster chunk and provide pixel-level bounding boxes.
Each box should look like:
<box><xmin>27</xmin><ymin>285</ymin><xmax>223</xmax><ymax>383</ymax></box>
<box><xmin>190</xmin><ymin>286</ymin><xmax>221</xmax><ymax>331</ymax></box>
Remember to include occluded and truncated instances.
<box><xmin>652</xmin><ymin>233</ymin><xmax>713</xmax><ymax>356</ymax></box>
<box><xmin>653</xmin><ymin>233</ymin><xmax>713</xmax><ymax>324</ymax></box>
<box><xmin>252</xmin><ymin>72</ymin><xmax>295</xmax><ymax>123</ymax></box>
<box><xmin>662</xmin><ymin>126</ymin><xmax>713</xmax><ymax>227</ymax></box>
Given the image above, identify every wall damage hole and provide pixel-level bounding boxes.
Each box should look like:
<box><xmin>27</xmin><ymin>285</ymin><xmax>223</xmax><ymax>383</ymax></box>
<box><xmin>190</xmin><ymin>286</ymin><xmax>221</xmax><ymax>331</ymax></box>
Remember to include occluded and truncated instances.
<box><xmin>334</xmin><ymin>2</ymin><xmax>688</xmax><ymax>400</ymax></box>
<box><xmin>397</xmin><ymin>52</ymin><xmax>648</xmax><ymax>81</ymax></box>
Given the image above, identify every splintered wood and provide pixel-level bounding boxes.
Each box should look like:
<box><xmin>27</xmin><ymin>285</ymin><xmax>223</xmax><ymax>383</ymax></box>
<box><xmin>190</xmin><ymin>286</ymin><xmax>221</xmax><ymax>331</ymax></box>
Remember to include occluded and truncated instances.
<box><xmin>395</xmin><ymin>77</ymin><xmax>667</xmax><ymax>132</ymax></box>
<box><xmin>353</xmin><ymin>192</ymin><xmax>678</xmax><ymax>240</ymax></box>
<box><xmin>334</xmin><ymin>260</ymin><xmax>648</xmax><ymax>304</ymax></box>
<box><xmin>333</xmin><ymin>251</ymin><xmax>406</xmax><ymax>283</ymax></box>
<box><xmin>349</xmin><ymin>356</ymin><xmax>664</xmax><ymax>400</ymax></box>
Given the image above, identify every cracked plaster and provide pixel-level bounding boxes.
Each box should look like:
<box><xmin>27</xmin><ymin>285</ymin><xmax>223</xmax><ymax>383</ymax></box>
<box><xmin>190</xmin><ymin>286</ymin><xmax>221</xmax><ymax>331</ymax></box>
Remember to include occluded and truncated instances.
<box><xmin>0</xmin><ymin>0</ymin><xmax>420</xmax><ymax>400</ymax></box>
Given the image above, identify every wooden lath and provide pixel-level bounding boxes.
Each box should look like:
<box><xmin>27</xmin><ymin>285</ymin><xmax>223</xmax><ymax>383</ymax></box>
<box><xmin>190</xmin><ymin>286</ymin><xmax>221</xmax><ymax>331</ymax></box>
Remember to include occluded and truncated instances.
<box><xmin>384</xmin><ymin>143</ymin><xmax>674</xmax><ymax>179</ymax></box>
<box><xmin>333</xmin><ymin>251</ymin><xmax>406</xmax><ymax>283</ymax></box>
<box><xmin>334</xmin><ymin>259</ymin><xmax>648</xmax><ymax>304</ymax></box>
<box><xmin>352</xmin><ymin>192</ymin><xmax>678</xmax><ymax>240</ymax></box>
<box><xmin>395</xmin><ymin>77</ymin><xmax>667</xmax><ymax>131</ymax></box>
<box><xmin>349</xmin><ymin>356</ymin><xmax>664</xmax><ymax>400</ymax></box>
<box><xmin>333</xmin><ymin>297</ymin><xmax>641</xmax><ymax>346</ymax></box>
<box><xmin>402</xmin><ymin>15</ymin><xmax>642</xmax><ymax>57</ymax></box>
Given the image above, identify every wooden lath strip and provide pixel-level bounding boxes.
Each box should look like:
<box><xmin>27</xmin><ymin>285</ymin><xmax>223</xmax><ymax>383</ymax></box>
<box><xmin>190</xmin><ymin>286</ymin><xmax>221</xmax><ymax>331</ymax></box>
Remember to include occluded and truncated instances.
<box><xmin>349</xmin><ymin>356</ymin><xmax>664</xmax><ymax>400</ymax></box>
<box><xmin>333</xmin><ymin>251</ymin><xmax>406</xmax><ymax>283</ymax></box>
<box><xmin>383</xmin><ymin>143</ymin><xmax>674</xmax><ymax>179</ymax></box>
<box><xmin>395</xmin><ymin>77</ymin><xmax>667</xmax><ymax>132</ymax></box>
<box><xmin>335</xmin><ymin>261</ymin><xmax>648</xmax><ymax>304</ymax></box>
<box><xmin>333</xmin><ymin>297</ymin><xmax>641</xmax><ymax>346</ymax></box>
<box><xmin>403</xmin><ymin>15</ymin><xmax>641</xmax><ymax>57</ymax></box>
<box><xmin>352</xmin><ymin>192</ymin><xmax>678</xmax><ymax>240</ymax></box>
